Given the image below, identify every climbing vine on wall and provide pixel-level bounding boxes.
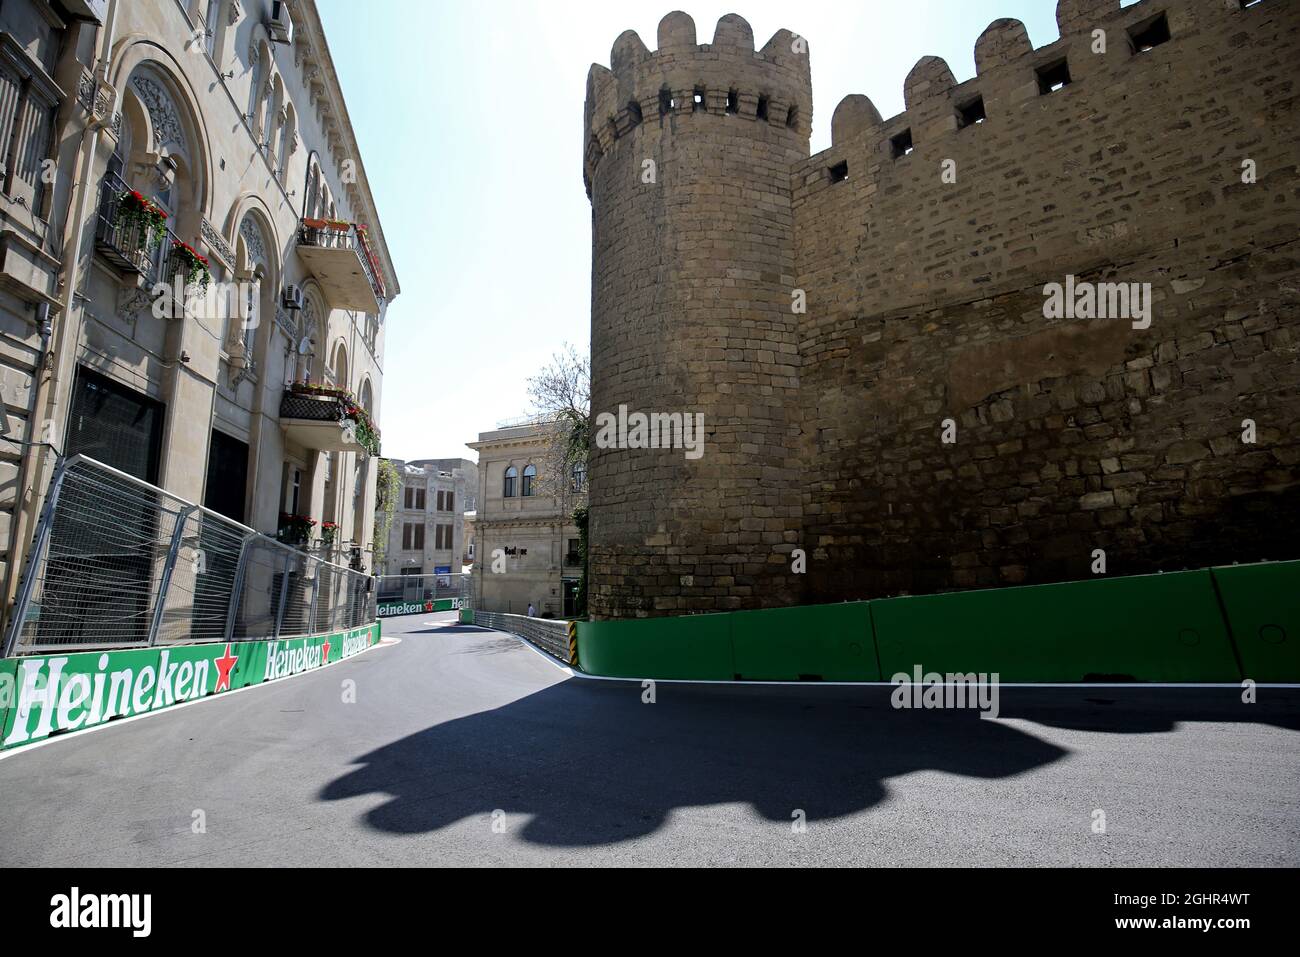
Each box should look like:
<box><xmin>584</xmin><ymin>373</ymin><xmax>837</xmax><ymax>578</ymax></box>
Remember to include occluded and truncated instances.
<box><xmin>373</xmin><ymin>458</ymin><xmax>401</xmax><ymax>568</ymax></box>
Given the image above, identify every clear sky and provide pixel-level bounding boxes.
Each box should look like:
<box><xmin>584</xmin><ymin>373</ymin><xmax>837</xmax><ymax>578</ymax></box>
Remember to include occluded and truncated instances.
<box><xmin>316</xmin><ymin>0</ymin><xmax>1134</xmax><ymax>464</ymax></box>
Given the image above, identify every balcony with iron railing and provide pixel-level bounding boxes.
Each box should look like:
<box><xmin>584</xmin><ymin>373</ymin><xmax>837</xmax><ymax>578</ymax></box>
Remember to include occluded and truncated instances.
<box><xmin>279</xmin><ymin>385</ymin><xmax>381</xmax><ymax>457</ymax></box>
<box><xmin>93</xmin><ymin>170</ymin><xmax>203</xmax><ymax>302</ymax></box>
<box><xmin>296</xmin><ymin>218</ymin><xmax>386</xmax><ymax>313</ymax></box>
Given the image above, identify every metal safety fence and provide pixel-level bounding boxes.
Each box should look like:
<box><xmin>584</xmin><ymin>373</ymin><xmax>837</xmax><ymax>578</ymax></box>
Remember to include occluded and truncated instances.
<box><xmin>3</xmin><ymin>455</ymin><xmax>376</xmax><ymax>657</ymax></box>
<box><xmin>375</xmin><ymin>573</ymin><xmax>467</xmax><ymax>605</ymax></box>
<box><xmin>373</xmin><ymin>574</ymin><xmax>468</xmax><ymax>618</ymax></box>
<box><xmin>469</xmin><ymin>610</ymin><xmax>572</xmax><ymax>663</ymax></box>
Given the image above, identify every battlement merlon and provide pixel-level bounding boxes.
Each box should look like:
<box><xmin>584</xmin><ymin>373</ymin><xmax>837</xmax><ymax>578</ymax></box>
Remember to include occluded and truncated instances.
<box><xmin>583</xmin><ymin>12</ymin><xmax>812</xmax><ymax>198</ymax></box>
<box><xmin>823</xmin><ymin>0</ymin><xmax>1240</xmax><ymax>153</ymax></box>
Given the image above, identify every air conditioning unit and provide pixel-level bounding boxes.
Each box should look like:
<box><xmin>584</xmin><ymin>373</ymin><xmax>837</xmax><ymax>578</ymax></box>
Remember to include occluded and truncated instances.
<box><xmin>268</xmin><ymin>1</ymin><xmax>294</xmax><ymax>45</ymax></box>
<box><xmin>282</xmin><ymin>284</ymin><xmax>305</xmax><ymax>311</ymax></box>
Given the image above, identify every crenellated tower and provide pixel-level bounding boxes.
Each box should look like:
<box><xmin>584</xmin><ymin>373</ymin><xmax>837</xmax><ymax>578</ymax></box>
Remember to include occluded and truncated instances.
<box><xmin>584</xmin><ymin>12</ymin><xmax>812</xmax><ymax>619</ymax></box>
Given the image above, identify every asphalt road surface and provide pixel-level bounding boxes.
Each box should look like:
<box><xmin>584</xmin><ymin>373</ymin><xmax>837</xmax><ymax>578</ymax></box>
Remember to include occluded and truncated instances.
<box><xmin>1</xmin><ymin>613</ymin><xmax>1297</xmax><ymax>867</ymax></box>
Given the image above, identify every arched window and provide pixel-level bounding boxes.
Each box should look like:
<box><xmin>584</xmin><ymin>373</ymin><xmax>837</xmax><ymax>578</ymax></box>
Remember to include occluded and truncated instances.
<box><xmin>278</xmin><ymin>103</ymin><xmax>296</xmax><ymax>183</ymax></box>
<box><xmin>304</xmin><ymin>159</ymin><xmax>321</xmax><ymax>218</ymax></box>
<box><xmin>262</xmin><ymin>74</ymin><xmax>283</xmax><ymax>154</ymax></box>
<box><xmin>328</xmin><ymin>340</ymin><xmax>348</xmax><ymax>390</ymax></box>
<box><xmin>118</xmin><ymin>67</ymin><xmax>203</xmax><ymax>258</ymax></box>
<box><xmin>246</xmin><ymin>44</ymin><xmax>265</xmax><ymax>126</ymax></box>
<box><xmin>203</xmin><ymin>0</ymin><xmax>221</xmax><ymax>57</ymax></box>
<box><xmin>235</xmin><ymin>213</ymin><xmax>273</xmax><ymax>363</ymax></box>
<box><xmin>503</xmin><ymin>467</ymin><xmax>517</xmax><ymax>499</ymax></box>
<box><xmin>522</xmin><ymin>465</ymin><xmax>537</xmax><ymax>497</ymax></box>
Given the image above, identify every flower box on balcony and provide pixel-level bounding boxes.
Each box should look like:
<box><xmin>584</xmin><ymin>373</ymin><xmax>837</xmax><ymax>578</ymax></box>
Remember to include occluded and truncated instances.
<box><xmin>279</xmin><ymin>387</ymin><xmax>379</xmax><ymax>457</ymax></box>
<box><xmin>117</xmin><ymin>190</ymin><xmax>168</xmax><ymax>253</ymax></box>
<box><xmin>169</xmin><ymin>239</ymin><xmax>211</xmax><ymax>291</ymax></box>
<box><xmin>278</xmin><ymin>513</ymin><xmax>316</xmax><ymax>548</ymax></box>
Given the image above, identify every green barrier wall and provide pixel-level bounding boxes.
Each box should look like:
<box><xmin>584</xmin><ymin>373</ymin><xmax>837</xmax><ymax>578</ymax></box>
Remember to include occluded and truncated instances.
<box><xmin>872</xmin><ymin>570</ymin><xmax>1239</xmax><ymax>683</ymax></box>
<box><xmin>575</xmin><ymin>562</ymin><xmax>1300</xmax><ymax>683</ymax></box>
<box><xmin>578</xmin><ymin>603</ymin><xmax>880</xmax><ymax>681</ymax></box>
<box><xmin>0</xmin><ymin>622</ymin><xmax>382</xmax><ymax>751</ymax></box>
<box><xmin>1211</xmin><ymin>561</ymin><xmax>1300</xmax><ymax>682</ymax></box>
<box><xmin>579</xmin><ymin>613</ymin><xmax>733</xmax><ymax>680</ymax></box>
<box><xmin>731</xmin><ymin>603</ymin><xmax>879</xmax><ymax>681</ymax></box>
<box><xmin>0</xmin><ymin>656</ymin><xmax>18</xmax><ymax>748</ymax></box>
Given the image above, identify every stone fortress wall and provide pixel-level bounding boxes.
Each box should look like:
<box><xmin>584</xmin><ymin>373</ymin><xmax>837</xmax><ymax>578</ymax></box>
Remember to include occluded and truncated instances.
<box><xmin>585</xmin><ymin>0</ymin><xmax>1300</xmax><ymax>618</ymax></box>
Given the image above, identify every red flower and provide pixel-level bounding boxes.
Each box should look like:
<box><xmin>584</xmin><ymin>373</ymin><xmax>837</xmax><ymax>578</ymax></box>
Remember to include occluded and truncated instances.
<box><xmin>171</xmin><ymin>239</ymin><xmax>209</xmax><ymax>266</ymax></box>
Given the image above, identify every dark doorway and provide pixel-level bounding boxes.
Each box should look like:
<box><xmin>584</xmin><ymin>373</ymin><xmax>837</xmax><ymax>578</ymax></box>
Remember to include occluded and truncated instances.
<box><xmin>204</xmin><ymin>430</ymin><xmax>249</xmax><ymax>523</ymax></box>
<box><xmin>563</xmin><ymin>578</ymin><xmax>580</xmax><ymax>619</ymax></box>
<box><xmin>51</xmin><ymin>368</ymin><xmax>167</xmax><ymax>645</ymax></box>
<box><xmin>65</xmin><ymin>367</ymin><xmax>165</xmax><ymax>482</ymax></box>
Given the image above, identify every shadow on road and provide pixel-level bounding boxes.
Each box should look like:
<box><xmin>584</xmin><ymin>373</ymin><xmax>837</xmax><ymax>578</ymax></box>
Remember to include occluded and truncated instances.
<box><xmin>323</xmin><ymin>627</ymin><xmax>1300</xmax><ymax>848</ymax></box>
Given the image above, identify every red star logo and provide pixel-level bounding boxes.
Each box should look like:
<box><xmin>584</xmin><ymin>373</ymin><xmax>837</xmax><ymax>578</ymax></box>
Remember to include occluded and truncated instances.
<box><xmin>214</xmin><ymin>643</ymin><xmax>239</xmax><ymax>692</ymax></box>
<box><xmin>425</xmin><ymin>600</ymin><xmax>433</xmax><ymax>611</ymax></box>
<box><xmin>321</xmin><ymin>639</ymin><xmax>331</xmax><ymax>662</ymax></box>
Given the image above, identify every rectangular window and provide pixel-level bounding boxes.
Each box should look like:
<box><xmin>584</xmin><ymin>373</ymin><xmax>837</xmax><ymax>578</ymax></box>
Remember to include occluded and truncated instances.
<box><xmin>1036</xmin><ymin>59</ymin><xmax>1072</xmax><ymax>95</ymax></box>
<box><xmin>415</xmin><ymin>488</ymin><xmax>426</xmax><ymax>510</ymax></box>
<box><xmin>890</xmin><ymin>129</ymin><xmax>914</xmax><ymax>159</ymax></box>
<box><xmin>828</xmin><ymin>160</ymin><xmax>848</xmax><ymax>184</ymax></box>
<box><xmin>204</xmin><ymin>431</ymin><xmax>249</xmax><ymax>523</ymax></box>
<box><xmin>0</xmin><ymin>64</ymin><xmax>22</xmax><ymax>183</ymax></box>
<box><xmin>66</xmin><ymin>367</ymin><xmax>165</xmax><ymax>484</ymax></box>
<box><xmin>404</xmin><ymin>486</ymin><xmax>414</xmax><ymax>509</ymax></box>
<box><xmin>436</xmin><ymin>490</ymin><xmax>445</xmax><ymax>511</ymax></box>
<box><xmin>414</xmin><ymin>524</ymin><xmax>425</xmax><ymax>550</ymax></box>
<box><xmin>447</xmin><ymin>491</ymin><xmax>454</xmax><ymax>512</ymax></box>
<box><xmin>956</xmin><ymin>96</ymin><xmax>986</xmax><ymax>129</ymax></box>
<box><xmin>402</xmin><ymin>523</ymin><xmax>413</xmax><ymax>550</ymax></box>
<box><xmin>1128</xmin><ymin>13</ymin><xmax>1171</xmax><ymax>54</ymax></box>
<box><xmin>0</xmin><ymin>37</ymin><xmax>59</xmax><ymax>213</ymax></box>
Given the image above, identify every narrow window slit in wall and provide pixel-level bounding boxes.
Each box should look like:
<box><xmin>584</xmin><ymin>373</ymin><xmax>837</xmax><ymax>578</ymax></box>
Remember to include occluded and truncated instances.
<box><xmin>890</xmin><ymin>128</ymin><xmax>913</xmax><ymax>159</ymax></box>
<box><xmin>957</xmin><ymin>96</ymin><xmax>986</xmax><ymax>129</ymax></box>
<box><xmin>693</xmin><ymin>87</ymin><xmax>705</xmax><ymax>111</ymax></box>
<box><xmin>829</xmin><ymin>161</ymin><xmax>848</xmax><ymax>183</ymax></box>
<box><xmin>1129</xmin><ymin>13</ymin><xmax>1171</xmax><ymax>54</ymax></box>
<box><xmin>726</xmin><ymin>89</ymin><xmax>739</xmax><ymax>115</ymax></box>
<box><xmin>659</xmin><ymin>87</ymin><xmax>672</xmax><ymax>117</ymax></box>
<box><xmin>1037</xmin><ymin>59</ymin><xmax>1072</xmax><ymax>95</ymax></box>
<box><xmin>756</xmin><ymin>95</ymin><xmax>769</xmax><ymax>121</ymax></box>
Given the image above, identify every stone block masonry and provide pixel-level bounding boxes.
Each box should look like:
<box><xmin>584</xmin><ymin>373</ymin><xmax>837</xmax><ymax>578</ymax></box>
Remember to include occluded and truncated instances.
<box><xmin>585</xmin><ymin>1</ymin><xmax>1300</xmax><ymax>619</ymax></box>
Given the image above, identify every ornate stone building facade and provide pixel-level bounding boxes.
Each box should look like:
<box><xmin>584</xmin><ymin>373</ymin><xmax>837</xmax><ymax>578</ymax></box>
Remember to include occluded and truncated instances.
<box><xmin>468</xmin><ymin>420</ymin><xmax>584</xmax><ymax>618</ymax></box>
<box><xmin>375</xmin><ymin>457</ymin><xmax>477</xmax><ymax>582</ymax></box>
<box><xmin>584</xmin><ymin>1</ymin><xmax>1300</xmax><ymax>618</ymax></box>
<box><xmin>0</xmin><ymin>0</ymin><xmax>399</xmax><ymax>631</ymax></box>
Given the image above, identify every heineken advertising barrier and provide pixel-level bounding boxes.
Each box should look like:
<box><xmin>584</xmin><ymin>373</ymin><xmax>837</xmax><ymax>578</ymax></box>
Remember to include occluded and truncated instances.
<box><xmin>0</xmin><ymin>622</ymin><xmax>382</xmax><ymax>751</ymax></box>
<box><xmin>378</xmin><ymin>597</ymin><xmax>462</xmax><ymax>618</ymax></box>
